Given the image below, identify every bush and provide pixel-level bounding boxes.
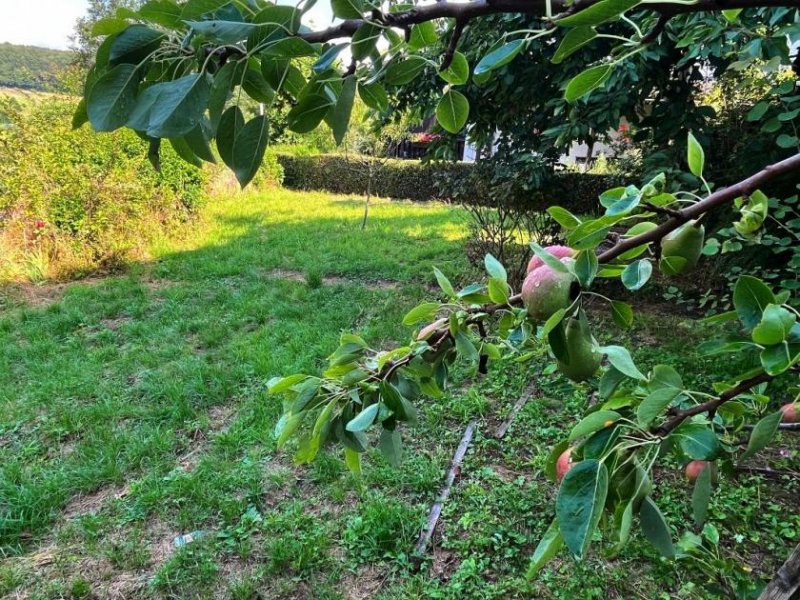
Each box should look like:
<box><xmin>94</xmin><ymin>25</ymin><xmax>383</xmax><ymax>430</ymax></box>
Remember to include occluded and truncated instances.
<box><xmin>277</xmin><ymin>153</ymin><xmax>620</xmax><ymax>212</ymax></box>
<box><xmin>0</xmin><ymin>96</ymin><xmax>207</xmax><ymax>281</ymax></box>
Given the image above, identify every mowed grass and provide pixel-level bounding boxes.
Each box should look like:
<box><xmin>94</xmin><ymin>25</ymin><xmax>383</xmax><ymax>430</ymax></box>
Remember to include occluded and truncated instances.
<box><xmin>1</xmin><ymin>189</ymin><xmax>798</xmax><ymax>599</ymax></box>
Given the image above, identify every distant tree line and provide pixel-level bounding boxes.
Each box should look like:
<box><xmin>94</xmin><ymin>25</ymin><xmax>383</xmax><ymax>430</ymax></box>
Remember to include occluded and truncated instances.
<box><xmin>0</xmin><ymin>43</ymin><xmax>73</xmax><ymax>92</ymax></box>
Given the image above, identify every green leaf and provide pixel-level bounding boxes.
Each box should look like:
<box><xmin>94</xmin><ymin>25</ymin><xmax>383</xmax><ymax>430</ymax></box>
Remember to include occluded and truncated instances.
<box><xmin>351</xmin><ymin>23</ymin><xmax>381</xmax><ymax>60</ymax></box>
<box><xmin>542</xmin><ymin>309</ymin><xmax>566</xmax><ymax>339</ymax></box>
<box><xmin>287</xmin><ymin>93</ymin><xmax>334</xmax><ymax>133</ymax></box>
<box><xmin>552</xmin><ymin>26</ymin><xmax>597</xmax><ymax>64</ymax></box>
<box><xmin>600</xmin><ymin>366</ymin><xmax>626</xmax><ymax>399</ymax></box>
<box><xmin>167</xmin><ymin>137</ymin><xmax>198</xmax><ymax>168</ymax></box>
<box><xmin>184</xmin><ymin>124</ymin><xmax>216</xmax><ymax>164</ymax></box>
<box><xmin>408</xmin><ymin>22</ymin><xmax>438</xmax><ymax>50</ymax></box>
<box><xmin>454</xmin><ymin>331</ymin><xmax>479</xmax><ymax>364</ymax></box>
<box><xmin>600</xmin><ymin>346</ymin><xmax>646</xmax><ymax>380</ymax></box>
<box><xmin>637</xmin><ymin>388</ymin><xmax>680</xmax><ymax>427</ymax></box>
<box><xmin>232</xmin><ymin>115</ymin><xmax>269</xmax><ymax>188</ymax></box>
<box><xmin>691</xmin><ymin>463</ymin><xmax>712</xmax><ymax>526</ymax></box>
<box><xmin>484</xmin><ymin>254</ymin><xmax>507</xmax><ymax>282</ymax></box>
<box><xmin>208</xmin><ymin>61</ymin><xmax>238</xmax><ymax>131</ymax></box>
<box><xmin>385</xmin><ymin>56</ymin><xmax>428</xmax><ymax>85</ymax></box>
<box><xmin>358</xmin><ymin>82</ymin><xmax>389</xmax><ymax>111</ymax></box>
<box><xmin>649</xmin><ymin>365</ymin><xmax>683</xmax><ymax>392</ymax></box>
<box><xmin>569</xmin><ymin>411</ymin><xmax>621</xmax><ymax>441</ymax></box>
<box><xmin>378</xmin><ymin>427</ymin><xmax>402</xmax><ymax>466</ymax></box>
<box><xmin>639</xmin><ymin>496</ymin><xmax>675</xmax><ymax>558</ymax></box>
<box><xmin>610</xmin><ymin>301</ymin><xmax>633</xmax><ymax>329</ymax></box>
<box><xmin>741</xmin><ymin>411</ymin><xmax>783</xmax><ymax>460</ymax></box>
<box><xmin>722</xmin><ymin>8</ymin><xmax>743</xmax><ymax>21</ymax></box>
<box><xmin>752</xmin><ymin>304</ymin><xmax>796</xmax><ymax>345</ymax></box>
<box><xmin>530</xmin><ymin>242</ymin><xmax>570</xmax><ymax>273</ymax></box>
<box><xmin>268</xmin><ymin>374</ymin><xmax>308</xmax><ymax>395</ymax></box>
<box><xmin>92</xmin><ymin>17</ymin><xmax>131</xmax><ymax>37</ymax></box>
<box><xmin>87</xmin><ymin>64</ymin><xmax>141</xmax><ymax>132</ymax></box>
<box><xmin>180</xmin><ymin>0</ymin><xmax>231</xmax><ymax>19</ymax></box>
<box><xmin>344</xmin><ymin>447</ymin><xmax>362</xmax><ymax>475</ymax></box>
<box><xmin>734</xmin><ymin>276</ymin><xmax>776</xmax><ymax>330</ymax></box>
<box><xmin>129</xmin><ymin>73</ymin><xmax>211</xmax><ymax>138</ymax></box>
<box><xmin>687</xmin><ymin>132</ymin><xmax>705</xmax><ymax>178</ymax></box>
<box><xmin>527</xmin><ymin>519</ymin><xmax>564</xmax><ymax>578</ymax></box>
<box><xmin>548</xmin><ymin>206</ymin><xmax>582</xmax><ymax>229</ymax></box>
<box><xmin>346</xmin><ymin>403</ymin><xmax>380</xmax><ymax>432</ymax></box>
<box><xmin>760</xmin><ymin>342</ymin><xmax>800</xmax><ymax>375</ymax></box>
<box><xmin>565</xmin><ymin>64</ymin><xmax>612</xmax><ymax>103</ymax></box>
<box><xmin>331</xmin><ymin>0</ymin><xmax>363</xmax><ymax>19</ymax></box>
<box><xmin>488</xmin><ymin>278</ymin><xmax>510</xmax><ymax>304</ymax></box>
<box><xmin>275</xmin><ymin>413</ymin><xmax>302</xmax><ymax>448</ymax></box>
<box><xmin>436</xmin><ymin>90</ymin><xmax>470</xmax><ymax>134</ymax></box>
<box><xmin>557</xmin><ymin>0</ymin><xmax>639</xmax><ymax>26</ymax></box>
<box><xmin>674</xmin><ymin>424</ymin><xmax>720</xmax><ymax>460</ymax></box>
<box><xmin>567</xmin><ymin>219</ymin><xmax>612</xmax><ymax>250</ymax></box>
<box><xmin>621</xmin><ymin>259</ymin><xmax>652</xmax><ymax>291</ymax></box>
<box><xmin>474</xmin><ymin>39</ymin><xmax>525</xmax><ymax>75</ymax></box>
<box><xmin>109</xmin><ymin>25</ymin><xmax>163</xmax><ymax>65</ymax></box>
<box><xmin>314</xmin><ymin>43</ymin><xmax>348</xmax><ymax>73</ymax></box>
<box><xmin>403</xmin><ymin>302</ymin><xmax>439</xmax><ymax>326</ymax></box>
<box><xmin>433</xmin><ymin>267</ymin><xmax>456</xmax><ymax>297</ymax></box>
<box><xmin>574</xmin><ymin>250</ymin><xmax>598</xmax><ymax>288</ymax></box>
<box><xmin>439</xmin><ymin>52</ymin><xmax>470</xmax><ymax>85</ymax></box>
<box><xmin>185</xmin><ymin>20</ymin><xmax>259</xmax><ymax>44</ymax></box>
<box><xmin>556</xmin><ymin>460</ymin><xmax>609</xmax><ymax>559</ymax></box>
<box><xmin>327</xmin><ymin>75</ymin><xmax>357</xmax><ymax>146</ymax></box>
<box><xmin>216</xmin><ymin>106</ymin><xmax>244</xmax><ymax>169</ymax></box>
<box><xmin>138</xmin><ymin>0</ymin><xmax>182</xmax><ymax>28</ymax></box>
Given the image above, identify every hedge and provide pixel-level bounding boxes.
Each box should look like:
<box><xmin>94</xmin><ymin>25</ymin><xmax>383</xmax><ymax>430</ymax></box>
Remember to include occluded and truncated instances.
<box><xmin>277</xmin><ymin>153</ymin><xmax>621</xmax><ymax>214</ymax></box>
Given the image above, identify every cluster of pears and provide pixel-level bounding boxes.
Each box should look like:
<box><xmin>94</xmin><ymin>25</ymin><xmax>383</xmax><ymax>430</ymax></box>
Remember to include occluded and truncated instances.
<box><xmin>521</xmin><ymin>246</ymin><xmax>602</xmax><ymax>382</ymax></box>
<box><xmin>659</xmin><ymin>220</ymin><xmax>705</xmax><ymax>275</ymax></box>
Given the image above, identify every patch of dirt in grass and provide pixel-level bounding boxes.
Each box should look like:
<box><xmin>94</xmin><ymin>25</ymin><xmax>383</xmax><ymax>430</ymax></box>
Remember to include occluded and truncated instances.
<box><xmin>3</xmin><ymin>277</ymin><xmax>106</xmax><ymax>309</ymax></box>
<box><xmin>100</xmin><ymin>317</ymin><xmax>132</xmax><ymax>331</ymax></box>
<box><xmin>62</xmin><ymin>484</ymin><xmax>130</xmax><ymax>521</ymax></box>
<box><xmin>430</xmin><ymin>547</ymin><xmax>459</xmax><ymax>581</ymax></box>
<box><xmin>340</xmin><ymin>564</ymin><xmax>389</xmax><ymax>600</ymax></box>
<box><xmin>264</xmin><ymin>268</ymin><xmax>399</xmax><ymax>291</ymax></box>
<box><xmin>176</xmin><ymin>404</ymin><xmax>237</xmax><ymax>473</ymax></box>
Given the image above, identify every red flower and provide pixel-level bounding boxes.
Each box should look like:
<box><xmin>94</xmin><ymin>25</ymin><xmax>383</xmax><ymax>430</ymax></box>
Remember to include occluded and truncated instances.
<box><xmin>35</xmin><ymin>220</ymin><xmax>46</xmax><ymax>229</ymax></box>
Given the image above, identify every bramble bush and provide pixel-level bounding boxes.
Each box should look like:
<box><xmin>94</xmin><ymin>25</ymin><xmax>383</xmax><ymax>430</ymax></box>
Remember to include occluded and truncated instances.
<box><xmin>0</xmin><ymin>96</ymin><xmax>206</xmax><ymax>281</ymax></box>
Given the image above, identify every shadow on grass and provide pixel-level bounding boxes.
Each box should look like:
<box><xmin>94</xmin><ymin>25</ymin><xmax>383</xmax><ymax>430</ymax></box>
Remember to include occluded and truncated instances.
<box><xmin>0</xmin><ymin>192</ymin><xmax>469</xmax><ymax>552</ymax></box>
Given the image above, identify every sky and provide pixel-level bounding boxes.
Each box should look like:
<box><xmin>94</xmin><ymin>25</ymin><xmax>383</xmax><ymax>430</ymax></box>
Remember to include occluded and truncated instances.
<box><xmin>0</xmin><ymin>0</ymin><xmax>88</xmax><ymax>49</ymax></box>
<box><xmin>0</xmin><ymin>0</ymin><xmax>334</xmax><ymax>51</ymax></box>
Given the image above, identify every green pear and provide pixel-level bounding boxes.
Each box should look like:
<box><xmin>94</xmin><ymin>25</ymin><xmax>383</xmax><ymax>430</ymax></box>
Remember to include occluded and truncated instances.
<box><xmin>659</xmin><ymin>220</ymin><xmax>705</xmax><ymax>275</ymax></box>
<box><xmin>557</xmin><ymin>315</ymin><xmax>602</xmax><ymax>382</ymax></box>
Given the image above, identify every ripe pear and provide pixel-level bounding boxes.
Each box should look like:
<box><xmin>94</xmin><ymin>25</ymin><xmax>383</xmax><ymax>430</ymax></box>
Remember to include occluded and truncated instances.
<box><xmin>685</xmin><ymin>460</ymin><xmax>718</xmax><ymax>484</ymax></box>
<box><xmin>521</xmin><ymin>258</ymin><xmax>577</xmax><ymax>322</ymax></box>
<box><xmin>556</xmin><ymin>447</ymin><xmax>575</xmax><ymax>482</ymax></box>
<box><xmin>780</xmin><ymin>403</ymin><xmax>798</xmax><ymax>423</ymax></box>
<box><xmin>557</xmin><ymin>316</ymin><xmax>602</xmax><ymax>382</ymax></box>
<box><xmin>659</xmin><ymin>220</ymin><xmax>705</xmax><ymax>275</ymax></box>
<box><xmin>527</xmin><ymin>245</ymin><xmax>577</xmax><ymax>274</ymax></box>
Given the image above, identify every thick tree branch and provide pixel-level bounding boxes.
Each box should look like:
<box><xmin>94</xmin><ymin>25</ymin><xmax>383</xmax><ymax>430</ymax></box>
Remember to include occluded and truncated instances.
<box><xmin>598</xmin><ymin>152</ymin><xmax>800</xmax><ymax>263</ymax></box>
<box><xmin>299</xmin><ymin>0</ymin><xmax>800</xmax><ymax>45</ymax></box>
<box><xmin>654</xmin><ymin>372</ymin><xmax>775</xmax><ymax>436</ymax></box>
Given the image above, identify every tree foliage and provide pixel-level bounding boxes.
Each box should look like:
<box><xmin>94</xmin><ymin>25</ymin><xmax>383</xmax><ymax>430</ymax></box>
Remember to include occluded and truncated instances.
<box><xmin>74</xmin><ymin>0</ymin><xmax>800</xmax><ymax>577</ymax></box>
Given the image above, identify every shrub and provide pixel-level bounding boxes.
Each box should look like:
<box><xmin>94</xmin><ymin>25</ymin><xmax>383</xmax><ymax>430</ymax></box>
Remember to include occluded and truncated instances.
<box><xmin>276</xmin><ymin>153</ymin><xmax>620</xmax><ymax>212</ymax></box>
<box><xmin>0</xmin><ymin>96</ymin><xmax>206</xmax><ymax>281</ymax></box>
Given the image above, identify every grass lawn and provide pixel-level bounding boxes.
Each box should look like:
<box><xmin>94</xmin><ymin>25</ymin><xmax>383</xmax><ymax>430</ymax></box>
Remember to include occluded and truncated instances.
<box><xmin>1</xmin><ymin>189</ymin><xmax>798</xmax><ymax>599</ymax></box>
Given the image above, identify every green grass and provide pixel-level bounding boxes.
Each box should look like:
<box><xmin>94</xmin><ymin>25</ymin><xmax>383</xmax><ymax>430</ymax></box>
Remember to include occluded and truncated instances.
<box><xmin>0</xmin><ymin>189</ymin><xmax>797</xmax><ymax>599</ymax></box>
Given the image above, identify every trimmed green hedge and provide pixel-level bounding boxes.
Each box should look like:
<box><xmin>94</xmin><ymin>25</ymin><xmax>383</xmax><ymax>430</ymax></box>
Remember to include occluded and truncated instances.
<box><xmin>277</xmin><ymin>153</ymin><xmax>621</xmax><ymax>214</ymax></box>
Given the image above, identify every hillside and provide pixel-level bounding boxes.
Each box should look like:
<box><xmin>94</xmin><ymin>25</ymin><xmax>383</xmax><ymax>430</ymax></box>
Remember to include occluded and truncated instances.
<box><xmin>0</xmin><ymin>42</ymin><xmax>74</xmax><ymax>91</ymax></box>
